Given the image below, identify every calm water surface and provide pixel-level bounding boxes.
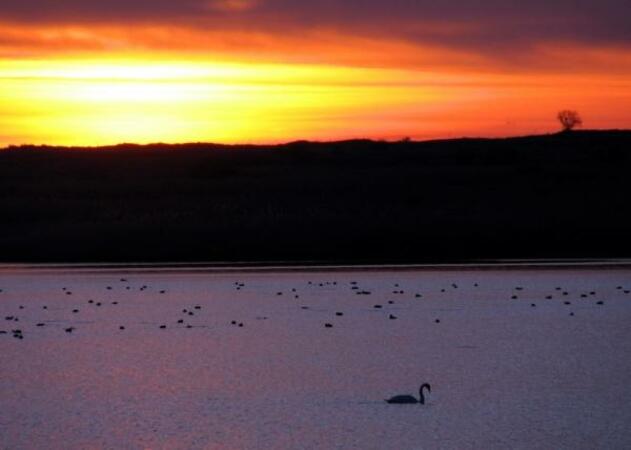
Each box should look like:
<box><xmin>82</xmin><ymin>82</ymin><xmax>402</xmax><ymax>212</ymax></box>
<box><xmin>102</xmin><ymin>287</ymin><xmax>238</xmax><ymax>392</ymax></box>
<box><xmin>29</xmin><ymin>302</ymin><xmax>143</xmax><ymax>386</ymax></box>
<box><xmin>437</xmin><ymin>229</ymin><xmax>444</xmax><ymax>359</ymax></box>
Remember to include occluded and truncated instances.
<box><xmin>1</xmin><ymin>266</ymin><xmax>630</xmax><ymax>449</ymax></box>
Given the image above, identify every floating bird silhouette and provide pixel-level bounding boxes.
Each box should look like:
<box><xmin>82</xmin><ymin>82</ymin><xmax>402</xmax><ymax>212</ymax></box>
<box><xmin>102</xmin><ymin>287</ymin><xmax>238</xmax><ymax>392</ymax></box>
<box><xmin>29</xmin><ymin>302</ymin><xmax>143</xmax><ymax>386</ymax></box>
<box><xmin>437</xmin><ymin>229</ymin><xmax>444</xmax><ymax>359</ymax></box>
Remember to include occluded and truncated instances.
<box><xmin>386</xmin><ymin>383</ymin><xmax>431</xmax><ymax>404</ymax></box>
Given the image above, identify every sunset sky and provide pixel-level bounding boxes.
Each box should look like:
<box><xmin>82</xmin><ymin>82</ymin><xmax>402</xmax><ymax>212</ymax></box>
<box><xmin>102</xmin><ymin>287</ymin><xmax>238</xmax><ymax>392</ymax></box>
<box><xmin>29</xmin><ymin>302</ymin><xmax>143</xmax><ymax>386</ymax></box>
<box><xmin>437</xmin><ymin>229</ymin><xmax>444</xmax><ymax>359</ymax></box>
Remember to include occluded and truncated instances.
<box><xmin>1</xmin><ymin>1</ymin><xmax>631</xmax><ymax>146</ymax></box>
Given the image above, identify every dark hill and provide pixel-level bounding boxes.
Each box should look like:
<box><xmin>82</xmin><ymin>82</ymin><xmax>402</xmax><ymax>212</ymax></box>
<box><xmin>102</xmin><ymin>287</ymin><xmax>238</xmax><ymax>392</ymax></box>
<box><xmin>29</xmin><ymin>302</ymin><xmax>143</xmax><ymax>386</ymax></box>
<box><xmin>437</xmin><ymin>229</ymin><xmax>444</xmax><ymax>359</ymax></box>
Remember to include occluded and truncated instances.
<box><xmin>1</xmin><ymin>130</ymin><xmax>630</xmax><ymax>263</ymax></box>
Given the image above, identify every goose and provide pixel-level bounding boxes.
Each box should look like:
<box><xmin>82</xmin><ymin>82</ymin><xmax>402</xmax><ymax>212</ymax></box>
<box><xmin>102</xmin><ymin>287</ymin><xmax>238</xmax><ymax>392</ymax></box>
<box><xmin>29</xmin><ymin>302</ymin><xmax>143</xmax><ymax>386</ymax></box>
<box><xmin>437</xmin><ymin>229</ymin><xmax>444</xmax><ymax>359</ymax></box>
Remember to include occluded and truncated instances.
<box><xmin>386</xmin><ymin>383</ymin><xmax>431</xmax><ymax>404</ymax></box>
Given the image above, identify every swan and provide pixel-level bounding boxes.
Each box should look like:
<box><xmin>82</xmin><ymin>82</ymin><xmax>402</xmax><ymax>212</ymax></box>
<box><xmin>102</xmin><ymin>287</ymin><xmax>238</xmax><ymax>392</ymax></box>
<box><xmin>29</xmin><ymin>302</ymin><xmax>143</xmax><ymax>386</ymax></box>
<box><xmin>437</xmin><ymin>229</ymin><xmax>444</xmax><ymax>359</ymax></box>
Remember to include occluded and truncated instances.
<box><xmin>386</xmin><ymin>383</ymin><xmax>431</xmax><ymax>404</ymax></box>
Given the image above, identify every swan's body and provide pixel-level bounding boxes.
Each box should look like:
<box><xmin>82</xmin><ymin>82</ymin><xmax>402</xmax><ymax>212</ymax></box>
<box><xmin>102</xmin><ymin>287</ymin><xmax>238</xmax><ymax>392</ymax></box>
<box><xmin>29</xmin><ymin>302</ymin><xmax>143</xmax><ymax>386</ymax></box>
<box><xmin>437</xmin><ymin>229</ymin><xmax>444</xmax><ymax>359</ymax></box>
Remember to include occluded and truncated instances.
<box><xmin>386</xmin><ymin>394</ymin><xmax>418</xmax><ymax>404</ymax></box>
<box><xmin>386</xmin><ymin>383</ymin><xmax>431</xmax><ymax>404</ymax></box>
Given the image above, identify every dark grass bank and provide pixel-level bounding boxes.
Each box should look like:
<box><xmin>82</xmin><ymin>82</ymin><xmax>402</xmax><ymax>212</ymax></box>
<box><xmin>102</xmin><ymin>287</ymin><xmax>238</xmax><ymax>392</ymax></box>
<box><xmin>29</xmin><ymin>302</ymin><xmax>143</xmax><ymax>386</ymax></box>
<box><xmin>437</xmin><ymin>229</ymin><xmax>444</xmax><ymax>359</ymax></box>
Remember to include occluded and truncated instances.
<box><xmin>1</xmin><ymin>130</ymin><xmax>630</xmax><ymax>263</ymax></box>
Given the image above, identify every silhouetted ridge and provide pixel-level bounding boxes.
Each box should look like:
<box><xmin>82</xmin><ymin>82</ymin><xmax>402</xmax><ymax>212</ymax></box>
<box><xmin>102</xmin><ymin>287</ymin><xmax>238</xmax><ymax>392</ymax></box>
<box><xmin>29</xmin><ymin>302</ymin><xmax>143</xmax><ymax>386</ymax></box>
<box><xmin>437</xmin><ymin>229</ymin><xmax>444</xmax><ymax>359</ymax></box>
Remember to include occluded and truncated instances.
<box><xmin>1</xmin><ymin>130</ymin><xmax>630</xmax><ymax>263</ymax></box>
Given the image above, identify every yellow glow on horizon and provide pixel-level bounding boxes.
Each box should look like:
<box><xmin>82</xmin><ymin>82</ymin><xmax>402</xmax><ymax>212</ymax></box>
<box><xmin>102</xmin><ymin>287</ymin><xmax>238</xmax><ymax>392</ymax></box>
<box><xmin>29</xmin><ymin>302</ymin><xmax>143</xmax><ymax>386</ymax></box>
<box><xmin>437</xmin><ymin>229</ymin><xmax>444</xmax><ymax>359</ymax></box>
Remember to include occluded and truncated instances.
<box><xmin>1</xmin><ymin>56</ymin><xmax>631</xmax><ymax>146</ymax></box>
<box><xmin>0</xmin><ymin>58</ymin><xmax>454</xmax><ymax>146</ymax></box>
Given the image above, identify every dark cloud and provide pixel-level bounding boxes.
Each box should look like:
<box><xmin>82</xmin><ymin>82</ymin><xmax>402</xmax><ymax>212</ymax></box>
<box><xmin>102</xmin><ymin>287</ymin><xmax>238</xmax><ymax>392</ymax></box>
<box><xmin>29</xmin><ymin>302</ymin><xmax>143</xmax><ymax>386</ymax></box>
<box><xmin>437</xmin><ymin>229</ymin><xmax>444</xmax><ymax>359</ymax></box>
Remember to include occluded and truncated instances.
<box><xmin>0</xmin><ymin>0</ymin><xmax>204</xmax><ymax>21</ymax></box>
<box><xmin>260</xmin><ymin>0</ymin><xmax>631</xmax><ymax>47</ymax></box>
<box><xmin>1</xmin><ymin>0</ymin><xmax>630</xmax><ymax>50</ymax></box>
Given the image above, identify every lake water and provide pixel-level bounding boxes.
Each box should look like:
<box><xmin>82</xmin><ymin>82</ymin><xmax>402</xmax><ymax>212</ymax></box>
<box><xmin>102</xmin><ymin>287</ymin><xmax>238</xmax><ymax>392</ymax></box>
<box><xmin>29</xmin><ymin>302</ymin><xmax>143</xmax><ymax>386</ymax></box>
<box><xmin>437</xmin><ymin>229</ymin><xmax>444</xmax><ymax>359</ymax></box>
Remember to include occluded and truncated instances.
<box><xmin>1</xmin><ymin>265</ymin><xmax>630</xmax><ymax>449</ymax></box>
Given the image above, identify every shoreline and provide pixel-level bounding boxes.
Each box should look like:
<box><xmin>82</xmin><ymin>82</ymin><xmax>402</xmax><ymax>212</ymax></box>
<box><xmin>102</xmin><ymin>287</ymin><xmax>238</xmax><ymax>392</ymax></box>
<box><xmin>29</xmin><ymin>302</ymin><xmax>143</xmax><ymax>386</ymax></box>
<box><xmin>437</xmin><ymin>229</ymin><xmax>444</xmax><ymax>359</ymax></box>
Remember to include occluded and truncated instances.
<box><xmin>2</xmin><ymin>258</ymin><xmax>631</xmax><ymax>274</ymax></box>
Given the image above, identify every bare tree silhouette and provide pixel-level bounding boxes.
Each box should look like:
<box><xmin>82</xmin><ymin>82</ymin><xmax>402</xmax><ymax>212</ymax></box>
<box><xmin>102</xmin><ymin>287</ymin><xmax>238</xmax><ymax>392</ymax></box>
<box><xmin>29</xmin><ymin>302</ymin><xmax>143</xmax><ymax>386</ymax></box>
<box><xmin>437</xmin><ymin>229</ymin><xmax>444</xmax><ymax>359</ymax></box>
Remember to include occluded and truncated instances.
<box><xmin>557</xmin><ymin>110</ymin><xmax>583</xmax><ymax>132</ymax></box>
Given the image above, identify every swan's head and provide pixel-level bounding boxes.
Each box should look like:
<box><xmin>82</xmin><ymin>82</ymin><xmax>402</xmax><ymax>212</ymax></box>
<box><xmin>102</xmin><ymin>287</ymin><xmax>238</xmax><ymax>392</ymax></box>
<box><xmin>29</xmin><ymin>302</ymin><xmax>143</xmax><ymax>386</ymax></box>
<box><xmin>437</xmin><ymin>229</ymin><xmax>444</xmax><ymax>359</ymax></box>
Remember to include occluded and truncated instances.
<box><xmin>419</xmin><ymin>383</ymin><xmax>431</xmax><ymax>404</ymax></box>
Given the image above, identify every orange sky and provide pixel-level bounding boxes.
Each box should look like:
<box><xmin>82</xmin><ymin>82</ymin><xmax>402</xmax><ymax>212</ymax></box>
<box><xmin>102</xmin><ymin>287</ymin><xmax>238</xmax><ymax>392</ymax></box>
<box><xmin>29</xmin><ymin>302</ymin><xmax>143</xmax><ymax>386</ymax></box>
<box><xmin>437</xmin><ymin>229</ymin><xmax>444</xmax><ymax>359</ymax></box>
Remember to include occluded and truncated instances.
<box><xmin>1</xmin><ymin>5</ymin><xmax>631</xmax><ymax>145</ymax></box>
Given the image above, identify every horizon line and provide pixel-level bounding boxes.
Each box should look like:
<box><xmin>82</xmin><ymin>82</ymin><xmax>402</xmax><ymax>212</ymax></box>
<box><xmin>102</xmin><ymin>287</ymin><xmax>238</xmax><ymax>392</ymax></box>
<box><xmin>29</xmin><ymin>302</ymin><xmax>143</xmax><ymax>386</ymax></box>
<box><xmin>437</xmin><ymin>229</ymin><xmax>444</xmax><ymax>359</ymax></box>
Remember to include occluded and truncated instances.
<box><xmin>2</xmin><ymin>128</ymin><xmax>629</xmax><ymax>151</ymax></box>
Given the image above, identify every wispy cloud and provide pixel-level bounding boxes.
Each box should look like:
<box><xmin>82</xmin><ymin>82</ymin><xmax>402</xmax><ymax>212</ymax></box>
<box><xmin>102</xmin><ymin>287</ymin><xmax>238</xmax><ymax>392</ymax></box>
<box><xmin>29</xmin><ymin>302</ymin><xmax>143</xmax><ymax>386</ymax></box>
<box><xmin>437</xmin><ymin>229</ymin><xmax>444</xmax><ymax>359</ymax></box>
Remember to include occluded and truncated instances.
<box><xmin>206</xmin><ymin>0</ymin><xmax>259</xmax><ymax>12</ymax></box>
<box><xmin>2</xmin><ymin>20</ymin><xmax>631</xmax><ymax>76</ymax></box>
